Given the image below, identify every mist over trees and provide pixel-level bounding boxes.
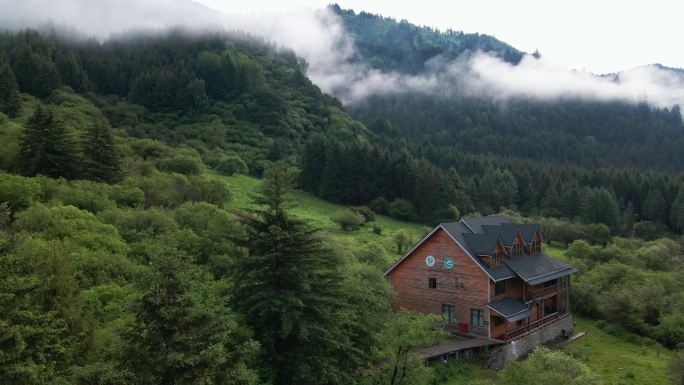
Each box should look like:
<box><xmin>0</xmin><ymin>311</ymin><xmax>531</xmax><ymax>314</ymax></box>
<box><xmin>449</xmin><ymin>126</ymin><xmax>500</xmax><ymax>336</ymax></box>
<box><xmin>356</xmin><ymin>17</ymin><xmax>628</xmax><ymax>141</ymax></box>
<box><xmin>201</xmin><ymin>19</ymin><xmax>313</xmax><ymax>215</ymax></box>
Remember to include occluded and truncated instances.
<box><xmin>0</xmin><ymin>18</ymin><xmax>683</xmax><ymax>385</ymax></box>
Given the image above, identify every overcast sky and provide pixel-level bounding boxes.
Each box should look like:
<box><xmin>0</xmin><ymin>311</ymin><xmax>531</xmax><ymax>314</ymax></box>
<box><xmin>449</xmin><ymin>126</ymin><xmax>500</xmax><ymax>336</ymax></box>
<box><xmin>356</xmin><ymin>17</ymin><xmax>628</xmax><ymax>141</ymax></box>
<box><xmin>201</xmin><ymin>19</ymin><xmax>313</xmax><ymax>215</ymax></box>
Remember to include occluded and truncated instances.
<box><xmin>199</xmin><ymin>0</ymin><xmax>682</xmax><ymax>74</ymax></box>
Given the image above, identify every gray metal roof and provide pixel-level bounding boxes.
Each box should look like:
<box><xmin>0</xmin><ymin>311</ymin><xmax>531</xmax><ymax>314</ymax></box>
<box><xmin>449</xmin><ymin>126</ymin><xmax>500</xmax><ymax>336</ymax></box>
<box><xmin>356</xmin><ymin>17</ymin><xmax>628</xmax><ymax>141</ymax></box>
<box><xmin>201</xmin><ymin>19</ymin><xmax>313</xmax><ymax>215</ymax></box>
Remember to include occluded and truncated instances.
<box><xmin>443</xmin><ymin>215</ymin><xmax>576</xmax><ymax>283</ymax></box>
<box><xmin>462</xmin><ymin>233</ymin><xmax>501</xmax><ymax>255</ymax></box>
<box><xmin>441</xmin><ymin>221</ymin><xmax>515</xmax><ymax>280</ymax></box>
<box><xmin>460</xmin><ymin>215</ymin><xmax>511</xmax><ymax>233</ymax></box>
<box><xmin>487</xmin><ymin>297</ymin><xmax>532</xmax><ymax>321</ymax></box>
<box><xmin>504</xmin><ymin>252</ymin><xmax>577</xmax><ymax>284</ymax></box>
<box><xmin>481</xmin><ymin>224</ymin><xmax>519</xmax><ymax>246</ymax></box>
<box><xmin>386</xmin><ymin>215</ymin><xmax>576</xmax><ymax>284</ymax></box>
<box><xmin>481</xmin><ymin>223</ymin><xmax>540</xmax><ymax>245</ymax></box>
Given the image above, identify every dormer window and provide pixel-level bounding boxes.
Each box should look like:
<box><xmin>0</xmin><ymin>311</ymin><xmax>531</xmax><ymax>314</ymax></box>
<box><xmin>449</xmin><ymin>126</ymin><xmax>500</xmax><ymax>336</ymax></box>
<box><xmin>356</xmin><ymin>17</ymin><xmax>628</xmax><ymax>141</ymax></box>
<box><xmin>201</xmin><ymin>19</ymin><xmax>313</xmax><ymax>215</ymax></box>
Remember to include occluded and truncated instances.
<box><xmin>512</xmin><ymin>240</ymin><xmax>523</xmax><ymax>256</ymax></box>
<box><xmin>531</xmin><ymin>240</ymin><xmax>541</xmax><ymax>254</ymax></box>
<box><xmin>492</xmin><ymin>251</ymin><xmax>503</xmax><ymax>267</ymax></box>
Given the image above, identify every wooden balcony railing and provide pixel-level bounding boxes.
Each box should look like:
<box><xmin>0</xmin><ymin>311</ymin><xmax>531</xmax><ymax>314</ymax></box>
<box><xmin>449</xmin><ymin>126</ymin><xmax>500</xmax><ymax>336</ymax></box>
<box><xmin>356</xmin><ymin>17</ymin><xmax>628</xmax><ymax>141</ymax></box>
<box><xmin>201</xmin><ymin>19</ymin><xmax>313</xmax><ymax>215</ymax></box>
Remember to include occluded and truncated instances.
<box><xmin>530</xmin><ymin>284</ymin><xmax>558</xmax><ymax>299</ymax></box>
<box><xmin>494</xmin><ymin>312</ymin><xmax>564</xmax><ymax>342</ymax></box>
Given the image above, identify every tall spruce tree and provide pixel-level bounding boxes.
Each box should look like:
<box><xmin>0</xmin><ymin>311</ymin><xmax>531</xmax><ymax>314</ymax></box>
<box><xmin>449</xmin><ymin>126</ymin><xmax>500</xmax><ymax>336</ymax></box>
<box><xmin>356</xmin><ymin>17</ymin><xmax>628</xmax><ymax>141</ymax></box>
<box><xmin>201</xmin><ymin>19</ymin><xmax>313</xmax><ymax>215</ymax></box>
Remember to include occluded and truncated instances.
<box><xmin>126</xmin><ymin>246</ymin><xmax>259</xmax><ymax>385</ymax></box>
<box><xmin>82</xmin><ymin>121</ymin><xmax>121</xmax><ymax>183</ymax></box>
<box><xmin>233</xmin><ymin>169</ymin><xmax>359</xmax><ymax>385</ymax></box>
<box><xmin>670</xmin><ymin>186</ymin><xmax>684</xmax><ymax>234</ymax></box>
<box><xmin>0</xmin><ymin>55</ymin><xmax>20</xmax><ymax>117</ymax></box>
<box><xmin>19</xmin><ymin>106</ymin><xmax>80</xmax><ymax>179</ymax></box>
<box><xmin>580</xmin><ymin>187</ymin><xmax>622</xmax><ymax>234</ymax></box>
<box><xmin>643</xmin><ymin>187</ymin><xmax>667</xmax><ymax>225</ymax></box>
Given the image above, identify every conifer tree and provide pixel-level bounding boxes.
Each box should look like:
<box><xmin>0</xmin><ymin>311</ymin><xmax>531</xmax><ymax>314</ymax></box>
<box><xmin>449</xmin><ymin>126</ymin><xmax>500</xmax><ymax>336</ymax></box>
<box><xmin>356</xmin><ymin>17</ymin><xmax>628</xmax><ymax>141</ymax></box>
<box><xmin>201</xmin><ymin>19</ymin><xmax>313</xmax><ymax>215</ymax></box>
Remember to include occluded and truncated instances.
<box><xmin>126</xmin><ymin>246</ymin><xmax>259</xmax><ymax>385</ymax></box>
<box><xmin>643</xmin><ymin>187</ymin><xmax>667</xmax><ymax>225</ymax></box>
<box><xmin>233</xmin><ymin>168</ymin><xmax>359</xmax><ymax>385</ymax></box>
<box><xmin>670</xmin><ymin>186</ymin><xmax>684</xmax><ymax>233</ymax></box>
<box><xmin>19</xmin><ymin>106</ymin><xmax>80</xmax><ymax>179</ymax></box>
<box><xmin>580</xmin><ymin>187</ymin><xmax>622</xmax><ymax>233</ymax></box>
<box><xmin>82</xmin><ymin>121</ymin><xmax>121</xmax><ymax>183</ymax></box>
<box><xmin>0</xmin><ymin>55</ymin><xmax>20</xmax><ymax>117</ymax></box>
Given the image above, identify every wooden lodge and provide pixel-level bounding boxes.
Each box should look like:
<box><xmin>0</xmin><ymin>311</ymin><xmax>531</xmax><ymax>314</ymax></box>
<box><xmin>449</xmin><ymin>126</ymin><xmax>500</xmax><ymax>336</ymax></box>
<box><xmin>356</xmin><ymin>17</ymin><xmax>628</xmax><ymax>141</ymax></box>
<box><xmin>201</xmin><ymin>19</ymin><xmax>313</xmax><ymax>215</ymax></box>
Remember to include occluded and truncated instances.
<box><xmin>385</xmin><ymin>215</ymin><xmax>577</xmax><ymax>343</ymax></box>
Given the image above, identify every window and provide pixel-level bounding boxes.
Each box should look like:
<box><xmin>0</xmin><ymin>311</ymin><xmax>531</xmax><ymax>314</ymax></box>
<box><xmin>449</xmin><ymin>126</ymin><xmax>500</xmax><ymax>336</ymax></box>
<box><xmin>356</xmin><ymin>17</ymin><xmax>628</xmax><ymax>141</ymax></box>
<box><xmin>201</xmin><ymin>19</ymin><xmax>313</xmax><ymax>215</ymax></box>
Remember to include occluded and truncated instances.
<box><xmin>495</xmin><ymin>281</ymin><xmax>506</xmax><ymax>295</ymax></box>
<box><xmin>493</xmin><ymin>316</ymin><xmax>504</xmax><ymax>326</ymax></box>
<box><xmin>531</xmin><ymin>240</ymin><xmax>541</xmax><ymax>254</ymax></box>
<box><xmin>512</xmin><ymin>241</ymin><xmax>523</xmax><ymax>256</ymax></box>
<box><xmin>471</xmin><ymin>309</ymin><xmax>484</xmax><ymax>328</ymax></box>
<box><xmin>428</xmin><ymin>278</ymin><xmax>437</xmax><ymax>289</ymax></box>
<box><xmin>492</xmin><ymin>251</ymin><xmax>503</xmax><ymax>266</ymax></box>
<box><xmin>442</xmin><ymin>304</ymin><xmax>455</xmax><ymax>323</ymax></box>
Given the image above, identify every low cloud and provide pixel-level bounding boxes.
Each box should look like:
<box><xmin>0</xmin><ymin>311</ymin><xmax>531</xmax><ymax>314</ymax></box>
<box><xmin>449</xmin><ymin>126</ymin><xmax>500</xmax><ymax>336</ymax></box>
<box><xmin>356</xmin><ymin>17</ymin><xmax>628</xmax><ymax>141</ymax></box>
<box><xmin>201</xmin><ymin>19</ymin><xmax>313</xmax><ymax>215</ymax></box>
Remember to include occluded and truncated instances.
<box><xmin>1</xmin><ymin>0</ymin><xmax>683</xmax><ymax>109</ymax></box>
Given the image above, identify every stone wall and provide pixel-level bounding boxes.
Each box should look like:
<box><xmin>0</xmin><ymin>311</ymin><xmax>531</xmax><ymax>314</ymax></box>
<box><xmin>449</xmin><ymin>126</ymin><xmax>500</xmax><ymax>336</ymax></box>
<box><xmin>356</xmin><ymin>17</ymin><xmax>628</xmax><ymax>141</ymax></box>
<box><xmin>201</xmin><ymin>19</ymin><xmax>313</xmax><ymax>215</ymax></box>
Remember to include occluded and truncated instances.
<box><xmin>487</xmin><ymin>315</ymin><xmax>574</xmax><ymax>370</ymax></box>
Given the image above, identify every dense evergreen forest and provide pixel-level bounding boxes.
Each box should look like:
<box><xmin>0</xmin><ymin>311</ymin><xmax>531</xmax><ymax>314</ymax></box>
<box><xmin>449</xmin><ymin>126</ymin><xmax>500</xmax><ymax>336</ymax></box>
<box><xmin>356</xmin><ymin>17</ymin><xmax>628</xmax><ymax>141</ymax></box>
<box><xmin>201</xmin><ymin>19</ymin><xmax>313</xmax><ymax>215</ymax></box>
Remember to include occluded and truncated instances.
<box><xmin>0</xmin><ymin>18</ymin><xmax>683</xmax><ymax>385</ymax></box>
<box><xmin>300</xmin><ymin>6</ymin><xmax>684</xmax><ymax>237</ymax></box>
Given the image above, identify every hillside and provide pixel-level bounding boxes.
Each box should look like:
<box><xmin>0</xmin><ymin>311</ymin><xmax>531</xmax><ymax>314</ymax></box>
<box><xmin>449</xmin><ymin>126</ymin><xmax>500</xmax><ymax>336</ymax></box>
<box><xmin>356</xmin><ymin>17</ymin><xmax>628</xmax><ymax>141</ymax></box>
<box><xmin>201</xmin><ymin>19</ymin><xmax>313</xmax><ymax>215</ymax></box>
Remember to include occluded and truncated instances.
<box><xmin>330</xmin><ymin>4</ymin><xmax>524</xmax><ymax>73</ymax></box>
<box><xmin>333</xmin><ymin>7</ymin><xmax>684</xmax><ymax>173</ymax></box>
<box><xmin>213</xmin><ymin>172</ymin><xmax>429</xmax><ymax>257</ymax></box>
<box><xmin>0</xmin><ymin>19</ymin><xmax>682</xmax><ymax>385</ymax></box>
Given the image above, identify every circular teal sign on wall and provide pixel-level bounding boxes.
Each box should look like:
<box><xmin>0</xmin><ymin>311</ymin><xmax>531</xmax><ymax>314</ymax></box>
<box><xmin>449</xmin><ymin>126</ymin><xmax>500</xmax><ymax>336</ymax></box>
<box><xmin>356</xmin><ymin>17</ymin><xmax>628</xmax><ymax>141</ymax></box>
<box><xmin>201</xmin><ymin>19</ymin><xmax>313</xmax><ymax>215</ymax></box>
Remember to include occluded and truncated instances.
<box><xmin>444</xmin><ymin>257</ymin><xmax>455</xmax><ymax>270</ymax></box>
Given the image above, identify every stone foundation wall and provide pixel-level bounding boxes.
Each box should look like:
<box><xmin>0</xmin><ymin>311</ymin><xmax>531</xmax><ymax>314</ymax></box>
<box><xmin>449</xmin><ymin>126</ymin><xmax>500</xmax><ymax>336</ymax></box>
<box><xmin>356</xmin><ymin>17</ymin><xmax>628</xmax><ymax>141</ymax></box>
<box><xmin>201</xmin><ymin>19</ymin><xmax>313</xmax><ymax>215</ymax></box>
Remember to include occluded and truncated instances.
<box><xmin>487</xmin><ymin>315</ymin><xmax>574</xmax><ymax>370</ymax></box>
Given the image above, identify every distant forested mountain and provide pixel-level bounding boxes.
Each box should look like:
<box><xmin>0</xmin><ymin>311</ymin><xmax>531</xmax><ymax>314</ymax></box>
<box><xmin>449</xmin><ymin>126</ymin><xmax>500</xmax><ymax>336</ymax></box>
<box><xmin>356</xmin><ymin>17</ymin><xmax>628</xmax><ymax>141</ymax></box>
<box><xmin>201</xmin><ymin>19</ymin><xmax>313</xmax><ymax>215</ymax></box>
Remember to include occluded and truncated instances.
<box><xmin>332</xmin><ymin>5</ymin><xmax>684</xmax><ymax>173</ymax></box>
<box><xmin>330</xmin><ymin>4</ymin><xmax>524</xmax><ymax>73</ymax></box>
<box><xmin>1</xmin><ymin>21</ymin><xmax>684</xmax><ymax>236</ymax></box>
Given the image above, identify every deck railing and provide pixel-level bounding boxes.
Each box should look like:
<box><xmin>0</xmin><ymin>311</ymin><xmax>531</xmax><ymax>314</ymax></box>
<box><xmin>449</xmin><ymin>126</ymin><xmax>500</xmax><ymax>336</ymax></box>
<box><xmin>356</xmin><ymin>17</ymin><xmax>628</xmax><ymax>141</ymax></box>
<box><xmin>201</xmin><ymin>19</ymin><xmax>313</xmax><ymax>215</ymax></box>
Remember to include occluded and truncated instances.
<box><xmin>530</xmin><ymin>284</ymin><xmax>558</xmax><ymax>299</ymax></box>
<box><xmin>494</xmin><ymin>312</ymin><xmax>564</xmax><ymax>342</ymax></box>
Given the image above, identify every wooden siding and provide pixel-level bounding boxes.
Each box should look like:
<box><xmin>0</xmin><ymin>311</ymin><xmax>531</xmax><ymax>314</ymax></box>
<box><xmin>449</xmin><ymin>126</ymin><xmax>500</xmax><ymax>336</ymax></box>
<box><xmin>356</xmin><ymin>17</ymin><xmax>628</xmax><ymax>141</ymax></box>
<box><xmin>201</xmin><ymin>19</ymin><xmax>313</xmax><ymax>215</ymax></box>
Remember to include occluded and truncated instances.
<box><xmin>389</xmin><ymin>228</ymin><xmax>490</xmax><ymax>337</ymax></box>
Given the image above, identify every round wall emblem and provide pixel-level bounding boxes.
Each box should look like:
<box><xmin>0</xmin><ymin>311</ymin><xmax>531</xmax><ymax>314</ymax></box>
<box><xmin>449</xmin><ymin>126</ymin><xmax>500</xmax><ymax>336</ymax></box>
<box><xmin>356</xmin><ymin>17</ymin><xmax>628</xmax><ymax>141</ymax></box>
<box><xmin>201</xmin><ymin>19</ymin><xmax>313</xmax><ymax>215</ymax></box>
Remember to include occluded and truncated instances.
<box><xmin>444</xmin><ymin>257</ymin><xmax>455</xmax><ymax>270</ymax></box>
<box><xmin>425</xmin><ymin>255</ymin><xmax>435</xmax><ymax>267</ymax></box>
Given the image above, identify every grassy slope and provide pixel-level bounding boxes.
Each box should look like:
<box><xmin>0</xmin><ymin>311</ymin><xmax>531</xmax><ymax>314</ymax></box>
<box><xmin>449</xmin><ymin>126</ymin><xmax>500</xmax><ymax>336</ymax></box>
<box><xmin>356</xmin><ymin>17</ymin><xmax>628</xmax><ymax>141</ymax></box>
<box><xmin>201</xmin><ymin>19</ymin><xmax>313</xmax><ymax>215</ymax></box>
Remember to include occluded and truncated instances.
<box><xmin>217</xmin><ymin>177</ymin><xmax>674</xmax><ymax>384</ymax></box>
<box><xmin>216</xmin><ymin>173</ymin><xmax>430</xmax><ymax>258</ymax></box>
<box><xmin>546</xmin><ymin>244</ymin><xmax>674</xmax><ymax>385</ymax></box>
<box><xmin>561</xmin><ymin>316</ymin><xmax>674</xmax><ymax>385</ymax></box>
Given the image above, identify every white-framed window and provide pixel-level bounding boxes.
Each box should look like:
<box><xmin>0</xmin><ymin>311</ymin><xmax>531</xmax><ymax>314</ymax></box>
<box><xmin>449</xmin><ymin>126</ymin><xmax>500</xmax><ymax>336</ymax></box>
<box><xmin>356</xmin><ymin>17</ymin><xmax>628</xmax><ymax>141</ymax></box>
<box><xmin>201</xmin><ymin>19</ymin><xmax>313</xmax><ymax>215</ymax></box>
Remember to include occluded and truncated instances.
<box><xmin>471</xmin><ymin>309</ymin><xmax>484</xmax><ymax>328</ymax></box>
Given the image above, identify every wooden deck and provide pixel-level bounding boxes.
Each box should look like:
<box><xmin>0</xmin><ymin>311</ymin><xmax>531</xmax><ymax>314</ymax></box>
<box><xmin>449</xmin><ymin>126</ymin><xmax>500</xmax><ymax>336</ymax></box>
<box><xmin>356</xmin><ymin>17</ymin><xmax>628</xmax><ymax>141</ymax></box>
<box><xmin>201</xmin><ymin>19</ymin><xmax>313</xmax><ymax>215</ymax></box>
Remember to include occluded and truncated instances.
<box><xmin>421</xmin><ymin>337</ymin><xmax>504</xmax><ymax>360</ymax></box>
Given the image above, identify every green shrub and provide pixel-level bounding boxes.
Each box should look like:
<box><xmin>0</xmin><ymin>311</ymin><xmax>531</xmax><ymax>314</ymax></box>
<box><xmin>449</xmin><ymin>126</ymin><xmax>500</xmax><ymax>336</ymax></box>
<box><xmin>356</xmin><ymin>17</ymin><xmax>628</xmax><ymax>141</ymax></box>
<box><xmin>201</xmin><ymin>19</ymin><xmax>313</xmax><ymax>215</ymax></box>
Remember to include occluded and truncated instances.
<box><xmin>215</xmin><ymin>154</ymin><xmax>249</xmax><ymax>176</ymax></box>
<box><xmin>395</xmin><ymin>229</ymin><xmax>411</xmax><ymax>253</ymax></box>
<box><xmin>129</xmin><ymin>138</ymin><xmax>171</xmax><ymax>160</ymax></box>
<box><xmin>370</xmin><ymin>197</ymin><xmax>389</xmax><ymax>214</ymax></box>
<box><xmin>187</xmin><ymin>176</ymin><xmax>231</xmax><ymax>208</ymax></box>
<box><xmin>387</xmin><ymin>199</ymin><xmax>417</xmax><ymax>221</ymax></box>
<box><xmin>333</xmin><ymin>210</ymin><xmax>364</xmax><ymax>231</ymax></box>
<box><xmin>110</xmin><ymin>183</ymin><xmax>145</xmax><ymax>208</ymax></box>
<box><xmin>354</xmin><ymin>243</ymin><xmax>389</xmax><ymax>270</ymax></box>
<box><xmin>156</xmin><ymin>154</ymin><xmax>204</xmax><ymax>175</ymax></box>
<box><xmin>633</xmin><ymin>221</ymin><xmax>667</xmax><ymax>241</ymax></box>
<box><xmin>0</xmin><ymin>172</ymin><xmax>41</xmax><ymax>211</ymax></box>
<box><xmin>352</xmin><ymin>206</ymin><xmax>375</xmax><ymax>222</ymax></box>
<box><xmin>431</xmin><ymin>204</ymin><xmax>460</xmax><ymax>223</ymax></box>
<box><xmin>133</xmin><ymin>173</ymin><xmax>189</xmax><ymax>208</ymax></box>
<box><xmin>372</xmin><ymin>224</ymin><xmax>383</xmax><ymax>235</ymax></box>
<box><xmin>40</xmin><ymin>179</ymin><xmax>116</xmax><ymax>213</ymax></box>
<box><xmin>585</xmin><ymin>223</ymin><xmax>611</xmax><ymax>245</ymax></box>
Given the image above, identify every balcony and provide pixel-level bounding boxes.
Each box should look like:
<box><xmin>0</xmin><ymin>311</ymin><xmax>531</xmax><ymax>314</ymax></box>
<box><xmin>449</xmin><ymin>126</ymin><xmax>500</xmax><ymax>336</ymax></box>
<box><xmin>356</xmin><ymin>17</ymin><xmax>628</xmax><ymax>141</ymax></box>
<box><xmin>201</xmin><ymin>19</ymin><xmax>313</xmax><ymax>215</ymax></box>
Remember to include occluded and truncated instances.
<box><xmin>529</xmin><ymin>284</ymin><xmax>558</xmax><ymax>299</ymax></box>
<box><xmin>494</xmin><ymin>312</ymin><xmax>565</xmax><ymax>342</ymax></box>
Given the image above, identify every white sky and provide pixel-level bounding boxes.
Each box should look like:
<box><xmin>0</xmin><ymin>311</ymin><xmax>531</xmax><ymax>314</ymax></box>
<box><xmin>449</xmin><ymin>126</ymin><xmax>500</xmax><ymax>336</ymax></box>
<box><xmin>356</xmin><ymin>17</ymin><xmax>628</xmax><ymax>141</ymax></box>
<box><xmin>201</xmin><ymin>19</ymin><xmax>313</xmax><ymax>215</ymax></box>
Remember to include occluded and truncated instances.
<box><xmin>198</xmin><ymin>0</ymin><xmax>683</xmax><ymax>74</ymax></box>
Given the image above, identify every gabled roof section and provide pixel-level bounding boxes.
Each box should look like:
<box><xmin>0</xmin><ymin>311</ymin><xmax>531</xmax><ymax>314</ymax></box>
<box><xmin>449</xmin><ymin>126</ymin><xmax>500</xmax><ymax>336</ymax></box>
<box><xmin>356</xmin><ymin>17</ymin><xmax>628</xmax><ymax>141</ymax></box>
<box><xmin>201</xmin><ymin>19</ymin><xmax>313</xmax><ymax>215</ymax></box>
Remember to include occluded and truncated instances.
<box><xmin>481</xmin><ymin>224</ymin><xmax>519</xmax><ymax>246</ymax></box>
<box><xmin>518</xmin><ymin>224</ymin><xmax>541</xmax><ymax>243</ymax></box>
<box><xmin>481</xmin><ymin>223</ymin><xmax>540</xmax><ymax>245</ymax></box>
<box><xmin>385</xmin><ymin>215</ymin><xmax>576</xmax><ymax>284</ymax></box>
<box><xmin>441</xmin><ymin>221</ymin><xmax>515</xmax><ymax>280</ymax></box>
<box><xmin>488</xmin><ymin>297</ymin><xmax>532</xmax><ymax>322</ymax></box>
<box><xmin>504</xmin><ymin>252</ymin><xmax>578</xmax><ymax>285</ymax></box>
<box><xmin>462</xmin><ymin>233</ymin><xmax>504</xmax><ymax>256</ymax></box>
<box><xmin>460</xmin><ymin>215</ymin><xmax>511</xmax><ymax>233</ymax></box>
